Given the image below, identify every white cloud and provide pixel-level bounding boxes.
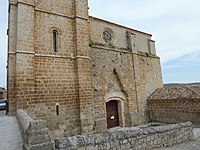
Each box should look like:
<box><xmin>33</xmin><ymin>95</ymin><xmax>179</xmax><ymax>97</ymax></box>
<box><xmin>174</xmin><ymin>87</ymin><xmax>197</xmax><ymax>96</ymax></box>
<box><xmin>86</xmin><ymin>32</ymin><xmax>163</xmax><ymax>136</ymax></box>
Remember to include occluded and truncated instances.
<box><xmin>89</xmin><ymin>0</ymin><xmax>200</xmax><ymax>83</ymax></box>
<box><xmin>0</xmin><ymin>1</ymin><xmax>199</xmax><ymax>86</ymax></box>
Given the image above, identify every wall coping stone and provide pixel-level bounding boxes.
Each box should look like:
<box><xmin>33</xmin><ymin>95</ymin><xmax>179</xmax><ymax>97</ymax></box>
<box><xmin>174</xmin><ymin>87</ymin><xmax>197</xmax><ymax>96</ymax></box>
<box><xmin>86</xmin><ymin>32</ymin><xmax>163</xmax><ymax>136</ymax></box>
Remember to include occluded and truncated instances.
<box><xmin>55</xmin><ymin>122</ymin><xmax>194</xmax><ymax>150</ymax></box>
<box><xmin>17</xmin><ymin>109</ymin><xmax>55</xmax><ymax>150</ymax></box>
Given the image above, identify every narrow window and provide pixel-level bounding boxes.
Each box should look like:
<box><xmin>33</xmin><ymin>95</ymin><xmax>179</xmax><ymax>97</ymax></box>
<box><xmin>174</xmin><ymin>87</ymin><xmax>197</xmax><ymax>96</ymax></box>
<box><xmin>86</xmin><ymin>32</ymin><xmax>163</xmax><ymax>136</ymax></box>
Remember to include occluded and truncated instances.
<box><xmin>56</xmin><ymin>104</ymin><xmax>59</xmax><ymax>115</ymax></box>
<box><xmin>53</xmin><ymin>30</ymin><xmax>57</xmax><ymax>52</ymax></box>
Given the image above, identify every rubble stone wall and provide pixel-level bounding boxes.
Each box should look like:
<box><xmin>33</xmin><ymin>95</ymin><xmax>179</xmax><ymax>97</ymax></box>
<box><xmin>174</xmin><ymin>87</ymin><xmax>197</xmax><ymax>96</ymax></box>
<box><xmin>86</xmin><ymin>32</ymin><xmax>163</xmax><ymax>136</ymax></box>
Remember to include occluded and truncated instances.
<box><xmin>55</xmin><ymin>122</ymin><xmax>194</xmax><ymax>150</ymax></box>
<box><xmin>17</xmin><ymin>109</ymin><xmax>55</xmax><ymax>150</ymax></box>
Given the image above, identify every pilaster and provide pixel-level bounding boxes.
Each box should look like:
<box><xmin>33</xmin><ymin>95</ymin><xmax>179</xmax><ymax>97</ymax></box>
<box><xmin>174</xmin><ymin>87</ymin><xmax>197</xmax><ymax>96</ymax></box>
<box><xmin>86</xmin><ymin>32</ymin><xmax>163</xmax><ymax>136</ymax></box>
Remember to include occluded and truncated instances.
<box><xmin>7</xmin><ymin>0</ymin><xmax>17</xmax><ymax>114</ymax></box>
<box><xmin>14</xmin><ymin>1</ymin><xmax>35</xmax><ymax>111</ymax></box>
<box><xmin>74</xmin><ymin>0</ymin><xmax>94</xmax><ymax>134</ymax></box>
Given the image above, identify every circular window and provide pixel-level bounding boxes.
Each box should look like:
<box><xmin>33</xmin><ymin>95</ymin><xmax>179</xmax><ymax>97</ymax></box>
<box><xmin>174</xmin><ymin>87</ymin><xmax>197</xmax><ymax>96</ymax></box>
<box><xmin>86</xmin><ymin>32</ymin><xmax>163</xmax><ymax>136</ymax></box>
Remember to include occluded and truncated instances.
<box><xmin>103</xmin><ymin>31</ymin><xmax>112</xmax><ymax>43</ymax></box>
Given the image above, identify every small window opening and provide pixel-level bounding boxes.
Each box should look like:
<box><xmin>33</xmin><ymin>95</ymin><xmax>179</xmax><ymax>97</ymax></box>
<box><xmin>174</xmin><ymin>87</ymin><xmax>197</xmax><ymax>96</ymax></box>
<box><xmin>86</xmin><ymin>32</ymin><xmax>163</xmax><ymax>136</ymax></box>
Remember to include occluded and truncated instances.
<box><xmin>56</xmin><ymin>104</ymin><xmax>59</xmax><ymax>115</ymax></box>
<box><xmin>53</xmin><ymin>31</ymin><xmax>57</xmax><ymax>52</ymax></box>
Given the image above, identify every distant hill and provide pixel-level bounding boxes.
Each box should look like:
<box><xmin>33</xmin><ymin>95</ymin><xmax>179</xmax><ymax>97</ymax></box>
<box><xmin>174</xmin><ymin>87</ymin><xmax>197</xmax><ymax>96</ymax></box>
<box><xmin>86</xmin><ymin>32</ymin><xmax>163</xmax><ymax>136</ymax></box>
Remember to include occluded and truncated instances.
<box><xmin>164</xmin><ymin>82</ymin><xmax>200</xmax><ymax>87</ymax></box>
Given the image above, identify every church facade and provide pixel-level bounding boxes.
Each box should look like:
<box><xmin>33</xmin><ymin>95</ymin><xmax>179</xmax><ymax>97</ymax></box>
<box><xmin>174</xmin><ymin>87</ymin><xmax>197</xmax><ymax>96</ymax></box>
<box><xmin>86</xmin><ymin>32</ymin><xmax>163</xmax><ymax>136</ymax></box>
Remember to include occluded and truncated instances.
<box><xmin>7</xmin><ymin>0</ymin><xmax>163</xmax><ymax>137</ymax></box>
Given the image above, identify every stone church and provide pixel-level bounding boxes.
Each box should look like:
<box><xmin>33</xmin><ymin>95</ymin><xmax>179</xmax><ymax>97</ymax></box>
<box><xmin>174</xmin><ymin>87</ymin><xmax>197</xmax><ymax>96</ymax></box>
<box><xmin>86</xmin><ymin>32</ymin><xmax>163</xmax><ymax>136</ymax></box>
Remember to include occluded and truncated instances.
<box><xmin>7</xmin><ymin>0</ymin><xmax>163</xmax><ymax>137</ymax></box>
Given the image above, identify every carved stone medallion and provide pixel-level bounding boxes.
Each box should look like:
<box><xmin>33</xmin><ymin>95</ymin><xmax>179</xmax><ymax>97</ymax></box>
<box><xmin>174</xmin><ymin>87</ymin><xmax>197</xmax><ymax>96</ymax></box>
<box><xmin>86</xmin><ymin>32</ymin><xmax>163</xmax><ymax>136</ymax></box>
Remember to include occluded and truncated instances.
<box><xmin>103</xmin><ymin>31</ymin><xmax>112</xmax><ymax>43</ymax></box>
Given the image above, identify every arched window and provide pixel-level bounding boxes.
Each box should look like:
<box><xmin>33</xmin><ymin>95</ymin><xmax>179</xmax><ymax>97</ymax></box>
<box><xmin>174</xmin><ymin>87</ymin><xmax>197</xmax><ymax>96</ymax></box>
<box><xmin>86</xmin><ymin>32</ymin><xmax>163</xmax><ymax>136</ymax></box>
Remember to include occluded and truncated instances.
<box><xmin>53</xmin><ymin>30</ymin><xmax>58</xmax><ymax>52</ymax></box>
<box><xmin>50</xmin><ymin>27</ymin><xmax>61</xmax><ymax>52</ymax></box>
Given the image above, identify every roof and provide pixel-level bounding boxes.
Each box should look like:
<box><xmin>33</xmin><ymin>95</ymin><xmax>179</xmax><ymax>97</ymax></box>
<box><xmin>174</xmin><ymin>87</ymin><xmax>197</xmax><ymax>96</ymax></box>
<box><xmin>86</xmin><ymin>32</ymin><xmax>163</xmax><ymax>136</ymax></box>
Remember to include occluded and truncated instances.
<box><xmin>148</xmin><ymin>85</ymin><xmax>200</xmax><ymax>100</ymax></box>
<box><xmin>188</xmin><ymin>85</ymin><xmax>200</xmax><ymax>95</ymax></box>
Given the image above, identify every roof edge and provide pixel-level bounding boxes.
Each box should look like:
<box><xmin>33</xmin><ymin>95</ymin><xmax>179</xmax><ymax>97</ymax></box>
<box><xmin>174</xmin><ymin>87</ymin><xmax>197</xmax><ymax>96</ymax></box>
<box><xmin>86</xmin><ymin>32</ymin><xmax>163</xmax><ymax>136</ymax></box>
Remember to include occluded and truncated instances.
<box><xmin>148</xmin><ymin>85</ymin><xmax>200</xmax><ymax>100</ymax></box>
<box><xmin>89</xmin><ymin>16</ymin><xmax>152</xmax><ymax>37</ymax></box>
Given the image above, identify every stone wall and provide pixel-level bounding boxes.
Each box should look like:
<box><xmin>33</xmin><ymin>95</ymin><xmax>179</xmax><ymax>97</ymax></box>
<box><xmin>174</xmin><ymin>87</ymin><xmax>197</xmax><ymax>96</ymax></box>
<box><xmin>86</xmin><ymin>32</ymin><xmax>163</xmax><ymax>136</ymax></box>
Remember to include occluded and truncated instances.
<box><xmin>91</xmin><ymin>46</ymin><xmax>138</xmax><ymax>131</ymax></box>
<box><xmin>90</xmin><ymin>17</ymin><xmax>163</xmax><ymax>132</ymax></box>
<box><xmin>8</xmin><ymin>0</ymin><xmax>93</xmax><ymax>137</ymax></box>
<box><xmin>133</xmin><ymin>55</ymin><xmax>163</xmax><ymax>123</ymax></box>
<box><xmin>89</xmin><ymin>17</ymin><xmax>154</xmax><ymax>54</ymax></box>
<box><xmin>8</xmin><ymin>0</ymin><xmax>163</xmax><ymax>137</ymax></box>
<box><xmin>16</xmin><ymin>109</ymin><xmax>55</xmax><ymax>150</ymax></box>
<box><xmin>55</xmin><ymin>122</ymin><xmax>194</xmax><ymax>150</ymax></box>
<box><xmin>148</xmin><ymin>99</ymin><xmax>200</xmax><ymax>126</ymax></box>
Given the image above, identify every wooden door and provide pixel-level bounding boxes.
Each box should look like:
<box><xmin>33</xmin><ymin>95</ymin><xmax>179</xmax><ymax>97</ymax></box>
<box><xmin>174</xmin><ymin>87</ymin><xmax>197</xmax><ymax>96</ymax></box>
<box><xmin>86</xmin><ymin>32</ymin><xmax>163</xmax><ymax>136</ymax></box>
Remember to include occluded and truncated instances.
<box><xmin>106</xmin><ymin>100</ymin><xmax>119</xmax><ymax>128</ymax></box>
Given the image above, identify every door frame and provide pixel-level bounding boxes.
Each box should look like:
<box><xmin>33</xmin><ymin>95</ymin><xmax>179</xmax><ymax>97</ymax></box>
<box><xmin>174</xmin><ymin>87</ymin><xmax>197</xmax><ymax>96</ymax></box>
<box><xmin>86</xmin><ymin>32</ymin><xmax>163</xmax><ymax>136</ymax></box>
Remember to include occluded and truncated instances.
<box><xmin>106</xmin><ymin>97</ymin><xmax>125</xmax><ymax>128</ymax></box>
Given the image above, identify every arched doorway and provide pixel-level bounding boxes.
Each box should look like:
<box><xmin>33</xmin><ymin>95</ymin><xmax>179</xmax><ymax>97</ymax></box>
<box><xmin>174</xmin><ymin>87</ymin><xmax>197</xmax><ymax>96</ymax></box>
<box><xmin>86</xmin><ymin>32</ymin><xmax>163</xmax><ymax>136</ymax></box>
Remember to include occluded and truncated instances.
<box><xmin>106</xmin><ymin>100</ymin><xmax>119</xmax><ymax>128</ymax></box>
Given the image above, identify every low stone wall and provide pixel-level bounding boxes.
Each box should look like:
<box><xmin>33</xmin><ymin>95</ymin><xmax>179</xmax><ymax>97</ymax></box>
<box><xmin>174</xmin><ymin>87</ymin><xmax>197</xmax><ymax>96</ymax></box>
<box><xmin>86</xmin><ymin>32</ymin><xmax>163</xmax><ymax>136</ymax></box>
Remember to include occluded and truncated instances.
<box><xmin>55</xmin><ymin>122</ymin><xmax>194</xmax><ymax>150</ymax></box>
<box><xmin>148</xmin><ymin>99</ymin><xmax>200</xmax><ymax>126</ymax></box>
<box><xmin>17</xmin><ymin>109</ymin><xmax>55</xmax><ymax>150</ymax></box>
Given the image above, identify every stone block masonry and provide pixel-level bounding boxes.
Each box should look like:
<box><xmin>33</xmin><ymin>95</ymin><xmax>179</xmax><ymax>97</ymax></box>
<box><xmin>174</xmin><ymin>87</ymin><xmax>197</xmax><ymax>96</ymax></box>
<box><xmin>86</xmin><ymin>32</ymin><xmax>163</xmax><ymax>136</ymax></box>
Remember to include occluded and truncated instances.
<box><xmin>17</xmin><ymin>109</ymin><xmax>55</xmax><ymax>150</ymax></box>
<box><xmin>55</xmin><ymin>122</ymin><xmax>194</xmax><ymax>150</ymax></box>
<box><xmin>148</xmin><ymin>85</ymin><xmax>200</xmax><ymax>127</ymax></box>
<box><xmin>148</xmin><ymin>99</ymin><xmax>200</xmax><ymax>127</ymax></box>
<box><xmin>8</xmin><ymin>0</ymin><xmax>163</xmax><ymax>137</ymax></box>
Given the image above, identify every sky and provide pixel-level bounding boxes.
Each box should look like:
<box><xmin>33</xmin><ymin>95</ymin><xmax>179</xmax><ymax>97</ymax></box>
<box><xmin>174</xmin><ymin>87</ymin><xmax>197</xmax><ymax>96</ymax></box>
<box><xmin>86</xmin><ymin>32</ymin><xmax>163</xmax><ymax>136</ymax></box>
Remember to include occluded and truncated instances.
<box><xmin>0</xmin><ymin>0</ymin><xmax>200</xmax><ymax>87</ymax></box>
<box><xmin>0</xmin><ymin>0</ymin><xmax>8</xmax><ymax>88</ymax></box>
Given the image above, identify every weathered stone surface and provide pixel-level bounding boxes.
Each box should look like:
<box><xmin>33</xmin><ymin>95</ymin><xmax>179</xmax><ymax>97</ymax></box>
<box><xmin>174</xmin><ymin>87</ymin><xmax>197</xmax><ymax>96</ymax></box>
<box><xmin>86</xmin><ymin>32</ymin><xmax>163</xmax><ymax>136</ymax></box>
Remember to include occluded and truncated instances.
<box><xmin>55</xmin><ymin>122</ymin><xmax>194</xmax><ymax>150</ymax></box>
<box><xmin>17</xmin><ymin>109</ymin><xmax>55</xmax><ymax>150</ymax></box>
<box><xmin>25</xmin><ymin>141</ymin><xmax>55</xmax><ymax>150</ymax></box>
<box><xmin>148</xmin><ymin>85</ymin><xmax>200</xmax><ymax>126</ymax></box>
<box><xmin>8</xmin><ymin>0</ymin><xmax>163</xmax><ymax>138</ymax></box>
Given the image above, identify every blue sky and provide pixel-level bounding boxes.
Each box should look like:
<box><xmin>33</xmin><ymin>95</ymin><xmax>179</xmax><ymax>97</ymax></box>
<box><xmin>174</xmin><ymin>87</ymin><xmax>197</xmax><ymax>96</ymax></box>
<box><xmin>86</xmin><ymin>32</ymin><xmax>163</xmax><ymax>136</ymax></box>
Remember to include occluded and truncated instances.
<box><xmin>89</xmin><ymin>0</ymin><xmax>200</xmax><ymax>84</ymax></box>
<box><xmin>0</xmin><ymin>0</ymin><xmax>200</xmax><ymax>87</ymax></box>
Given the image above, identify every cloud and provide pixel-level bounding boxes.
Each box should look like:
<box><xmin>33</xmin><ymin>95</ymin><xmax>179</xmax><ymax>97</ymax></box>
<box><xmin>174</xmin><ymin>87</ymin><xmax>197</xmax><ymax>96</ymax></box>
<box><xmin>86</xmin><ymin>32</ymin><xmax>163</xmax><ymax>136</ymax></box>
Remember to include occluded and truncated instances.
<box><xmin>162</xmin><ymin>52</ymin><xmax>200</xmax><ymax>83</ymax></box>
<box><xmin>163</xmin><ymin>52</ymin><xmax>200</xmax><ymax>69</ymax></box>
<box><xmin>89</xmin><ymin>0</ymin><xmax>200</xmax><ymax>83</ymax></box>
<box><xmin>158</xmin><ymin>45</ymin><xmax>200</xmax><ymax>64</ymax></box>
<box><xmin>0</xmin><ymin>0</ymin><xmax>199</xmax><ymax>86</ymax></box>
<box><xmin>89</xmin><ymin>0</ymin><xmax>199</xmax><ymax>23</ymax></box>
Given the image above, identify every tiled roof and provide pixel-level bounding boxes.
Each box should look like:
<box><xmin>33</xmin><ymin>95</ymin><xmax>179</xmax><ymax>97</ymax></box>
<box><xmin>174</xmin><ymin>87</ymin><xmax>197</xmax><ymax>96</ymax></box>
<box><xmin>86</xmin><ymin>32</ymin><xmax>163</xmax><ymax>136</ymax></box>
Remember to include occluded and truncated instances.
<box><xmin>187</xmin><ymin>85</ymin><xmax>200</xmax><ymax>95</ymax></box>
<box><xmin>148</xmin><ymin>85</ymin><xmax>200</xmax><ymax>100</ymax></box>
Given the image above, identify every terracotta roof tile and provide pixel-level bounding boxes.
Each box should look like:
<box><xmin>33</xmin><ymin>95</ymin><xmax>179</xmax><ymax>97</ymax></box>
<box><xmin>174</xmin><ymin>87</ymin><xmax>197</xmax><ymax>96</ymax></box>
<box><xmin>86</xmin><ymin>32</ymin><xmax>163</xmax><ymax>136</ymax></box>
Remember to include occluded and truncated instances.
<box><xmin>187</xmin><ymin>85</ymin><xmax>200</xmax><ymax>95</ymax></box>
<box><xmin>148</xmin><ymin>85</ymin><xmax>200</xmax><ymax>100</ymax></box>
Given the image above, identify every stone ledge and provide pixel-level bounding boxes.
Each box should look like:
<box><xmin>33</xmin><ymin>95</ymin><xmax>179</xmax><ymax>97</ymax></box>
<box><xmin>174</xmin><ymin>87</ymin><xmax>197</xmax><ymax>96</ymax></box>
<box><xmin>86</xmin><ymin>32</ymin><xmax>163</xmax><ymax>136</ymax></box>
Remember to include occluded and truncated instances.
<box><xmin>17</xmin><ymin>109</ymin><xmax>55</xmax><ymax>150</ymax></box>
<box><xmin>55</xmin><ymin>122</ymin><xmax>194</xmax><ymax>150</ymax></box>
